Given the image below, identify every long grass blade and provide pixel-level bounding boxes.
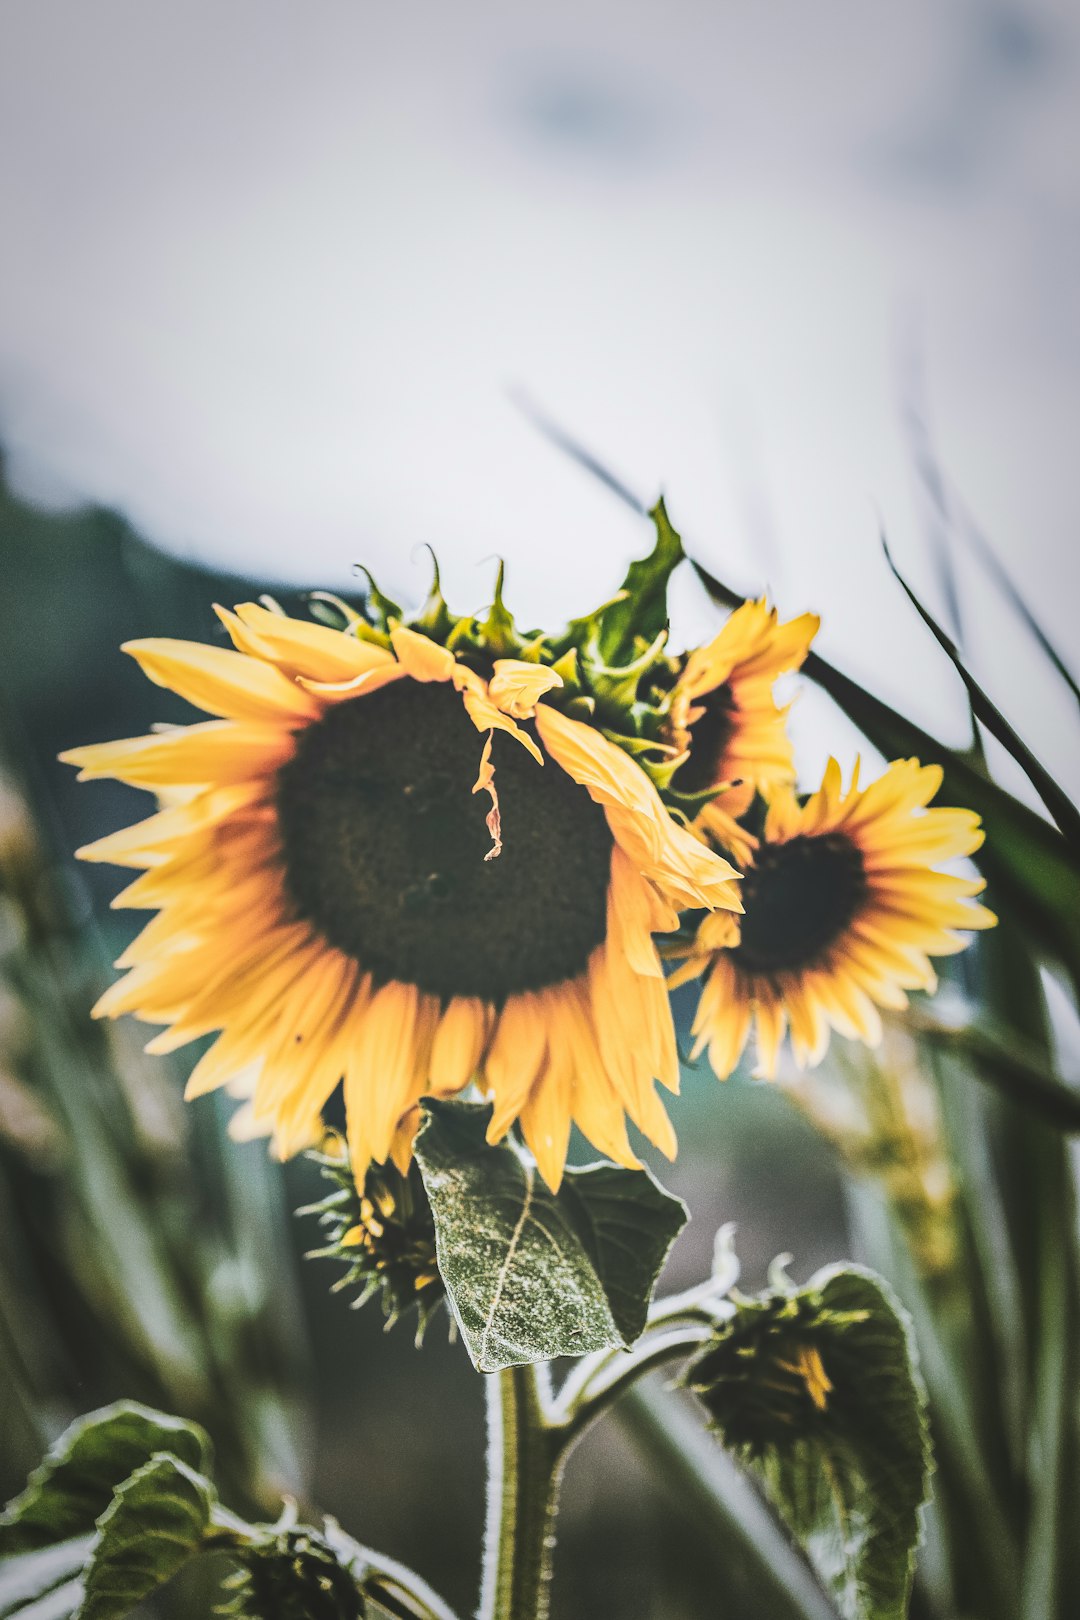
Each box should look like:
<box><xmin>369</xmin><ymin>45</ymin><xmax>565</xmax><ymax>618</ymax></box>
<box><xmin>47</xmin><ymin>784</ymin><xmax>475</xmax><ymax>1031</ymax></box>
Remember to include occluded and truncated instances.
<box><xmin>881</xmin><ymin>535</ymin><xmax>1080</xmax><ymax>850</ymax></box>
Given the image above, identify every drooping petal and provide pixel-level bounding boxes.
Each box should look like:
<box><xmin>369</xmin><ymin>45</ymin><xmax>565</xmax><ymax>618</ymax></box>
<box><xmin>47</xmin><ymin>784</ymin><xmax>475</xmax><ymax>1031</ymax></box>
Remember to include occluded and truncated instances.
<box><xmin>535</xmin><ymin>702</ymin><xmax>742</xmax><ymax>914</ymax></box>
<box><xmin>389</xmin><ymin>624</ymin><xmax>456</xmax><ymax>682</ymax></box>
<box><xmin>488</xmin><ymin>659</ymin><xmax>563</xmax><ymax>719</ymax></box>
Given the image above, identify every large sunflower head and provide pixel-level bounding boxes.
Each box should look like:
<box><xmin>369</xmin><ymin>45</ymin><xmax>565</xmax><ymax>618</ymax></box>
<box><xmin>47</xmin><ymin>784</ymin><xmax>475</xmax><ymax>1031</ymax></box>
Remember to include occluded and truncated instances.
<box><xmin>667</xmin><ymin>597</ymin><xmax>819</xmax><ymax>803</ymax></box>
<box><xmin>62</xmin><ymin>545</ymin><xmax>742</xmax><ymax>1192</ymax></box>
<box><xmin>671</xmin><ymin>756</ymin><xmax>996</xmax><ymax>1081</ymax></box>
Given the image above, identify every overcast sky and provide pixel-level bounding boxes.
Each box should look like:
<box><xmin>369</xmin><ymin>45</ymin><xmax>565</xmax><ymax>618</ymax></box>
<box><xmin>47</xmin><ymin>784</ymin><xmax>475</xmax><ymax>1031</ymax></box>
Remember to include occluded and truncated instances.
<box><xmin>1</xmin><ymin>0</ymin><xmax>1077</xmax><ymax>796</ymax></box>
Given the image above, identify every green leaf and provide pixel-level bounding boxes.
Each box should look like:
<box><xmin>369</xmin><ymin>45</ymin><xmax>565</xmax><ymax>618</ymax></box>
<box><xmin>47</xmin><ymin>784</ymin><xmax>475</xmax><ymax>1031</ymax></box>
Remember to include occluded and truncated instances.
<box><xmin>686</xmin><ymin>1265</ymin><xmax>932</xmax><ymax>1620</ymax></box>
<box><xmin>413</xmin><ymin>1101</ymin><xmax>687</xmax><ymax>1372</ymax></box>
<box><xmin>0</xmin><ymin>1404</ymin><xmax>211</xmax><ymax>1556</ymax></box>
<box><xmin>77</xmin><ymin>1454</ymin><xmax>214</xmax><ymax>1620</ymax></box>
<box><xmin>0</xmin><ymin>1539</ymin><xmax>90</xmax><ymax>1620</ymax></box>
<box><xmin>596</xmin><ymin>498</ymin><xmax>684</xmax><ymax>665</ymax></box>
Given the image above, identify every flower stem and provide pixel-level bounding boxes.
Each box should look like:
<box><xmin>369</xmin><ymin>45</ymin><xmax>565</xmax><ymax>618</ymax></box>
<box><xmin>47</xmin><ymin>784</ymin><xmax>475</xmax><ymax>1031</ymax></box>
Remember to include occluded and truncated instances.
<box><xmin>479</xmin><ymin>1364</ymin><xmax>564</xmax><ymax>1620</ymax></box>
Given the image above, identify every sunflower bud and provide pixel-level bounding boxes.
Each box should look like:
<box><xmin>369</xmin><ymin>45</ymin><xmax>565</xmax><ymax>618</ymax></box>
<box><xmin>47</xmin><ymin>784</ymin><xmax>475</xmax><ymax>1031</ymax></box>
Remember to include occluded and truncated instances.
<box><xmin>219</xmin><ymin>1525</ymin><xmax>365</xmax><ymax>1620</ymax></box>
<box><xmin>301</xmin><ymin>1137</ymin><xmax>443</xmax><ymax>1336</ymax></box>
<box><xmin>682</xmin><ymin>1274</ymin><xmax>869</xmax><ymax>1457</ymax></box>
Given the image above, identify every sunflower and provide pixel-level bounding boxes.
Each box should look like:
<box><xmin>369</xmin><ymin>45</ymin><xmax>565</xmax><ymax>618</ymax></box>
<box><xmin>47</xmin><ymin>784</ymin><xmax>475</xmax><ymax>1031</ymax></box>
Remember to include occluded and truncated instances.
<box><xmin>62</xmin><ymin>599</ymin><xmax>741</xmax><ymax>1191</ymax></box>
<box><xmin>670</xmin><ymin>757</ymin><xmax>995</xmax><ymax>1080</ymax></box>
<box><xmin>668</xmin><ymin>597</ymin><xmax>819</xmax><ymax>802</ymax></box>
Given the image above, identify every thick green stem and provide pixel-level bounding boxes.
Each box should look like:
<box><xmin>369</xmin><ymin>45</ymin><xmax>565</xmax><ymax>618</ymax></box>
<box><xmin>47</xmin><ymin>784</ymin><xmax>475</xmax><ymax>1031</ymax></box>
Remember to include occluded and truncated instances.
<box><xmin>479</xmin><ymin>1365</ymin><xmax>564</xmax><ymax>1620</ymax></box>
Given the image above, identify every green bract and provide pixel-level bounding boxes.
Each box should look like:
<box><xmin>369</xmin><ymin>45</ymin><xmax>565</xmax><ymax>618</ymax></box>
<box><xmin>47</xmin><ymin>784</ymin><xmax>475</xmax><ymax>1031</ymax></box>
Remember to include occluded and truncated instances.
<box><xmin>300</xmin><ymin>1144</ymin><xmax>444</xmax><ymax>1338</ymax></box>
<box><xmin>297</xmin><ymin>499</ymin><xmax>703</xmax><ymax>813</ymax></box>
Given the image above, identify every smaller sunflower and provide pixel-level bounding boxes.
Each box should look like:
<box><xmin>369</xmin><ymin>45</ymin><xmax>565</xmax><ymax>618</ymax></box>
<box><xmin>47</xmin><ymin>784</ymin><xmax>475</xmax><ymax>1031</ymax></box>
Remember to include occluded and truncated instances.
<box><xmin>671</xmin><ymin>757</ymin><xmax>996</xmax><ymax>1080</ymax></box>
<box><xmin>668</xmin><ymin>597</ymin><xmax>819</xmax><ymax>802</ymax></box>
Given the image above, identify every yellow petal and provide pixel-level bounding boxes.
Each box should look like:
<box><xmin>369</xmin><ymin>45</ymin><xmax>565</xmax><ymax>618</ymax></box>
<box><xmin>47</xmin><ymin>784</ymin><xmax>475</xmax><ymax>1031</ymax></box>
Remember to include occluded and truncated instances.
<box><xmin>679</xmin><ymin>599</ymin><xmax>818</xmax><ymax>700</ymax></box>
<box><xmin>296</xmin><ymin>664</ymin><xmax>407</xmax><ymax>703</ymax></box>
<box><xmin>751</xmin><ymin>994</ymin><xmax>786</xmax><ymax>1078</ymax></box>
<box><xmin>389</xmin><ymin>1106</ymin><xmax>422</xmax><ymax>1175</ymax></box>
<box><xmin>534</xmin><ymin>702</ymin><xmax>741</xmax><ymax>913</ymax></box>
<box><xmin>75</xmin><ymin>781</ymin><xmax>268</xmax><ymax>868</ymax></box>
<box><xmin>453</xmin><ymin>665</ymin><xmax>544</xmax><ymax>766</ymax></box>
<box><xmin>389</xmin><ymin>624</ymin><xmax>455</xmax><ymax>682</ymax></box>
<box><xmin>519</xmin><ymin>1045</ymin><xmax>573</xmax><ymax>1193</ymax></box>
<box><xmin>122</xmin><ymin>638</ymin><xmax>320</xmax><ymax>724</ymax></box>
<box><xmin>430</xmin><ymin>997</ymin><xmax>492</xmax><ymax>1093</ymax></box>
<box><xmin>217</xmin><ymin>602</ymin><xmax>396</xmax><ymax>684</ymax></box>
<box><xmin>344</xmin><ymin>981</ymin><xmax>425</xmax><ymax>1166</ymax></box>
<box><xmin>484</xmin><ymin>995</ymin><xmax>549</xmax><ymax>1141</ymax></box>
<box><xmin>60</xmin><ymin>721</ymin><xmax>295</xmax><ymax>788</ymax></box>
<box><xmin>488</xmin><ymin>659</ymin><xmax>563</xmax><ymax>719</ymax></box>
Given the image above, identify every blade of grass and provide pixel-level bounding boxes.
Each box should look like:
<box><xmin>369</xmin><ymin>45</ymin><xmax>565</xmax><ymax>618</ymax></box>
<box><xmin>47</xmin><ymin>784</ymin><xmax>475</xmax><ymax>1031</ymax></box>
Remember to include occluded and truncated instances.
<box><xmin>953</xmin><ymin>504</ymin><xmax>1080</xmax><ymax>712</ymax></box>
<box><xmin>881</xmin><ymin>535</ymin><xmax>1080</xmax><ymax>850</ymax></box>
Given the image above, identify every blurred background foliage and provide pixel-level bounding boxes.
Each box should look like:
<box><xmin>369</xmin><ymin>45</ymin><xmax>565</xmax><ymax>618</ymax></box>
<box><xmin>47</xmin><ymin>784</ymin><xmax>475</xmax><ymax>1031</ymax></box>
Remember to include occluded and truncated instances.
<box><xmin>2</xmin><ymin>456</ymin><xmax>1079</xmax><ymax>1619</ymax></box>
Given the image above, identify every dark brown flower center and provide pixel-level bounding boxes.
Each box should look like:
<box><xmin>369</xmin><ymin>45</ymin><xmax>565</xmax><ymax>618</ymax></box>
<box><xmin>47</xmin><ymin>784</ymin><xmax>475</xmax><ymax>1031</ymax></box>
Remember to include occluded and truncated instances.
<box><xmin>733</xmin><ymin>833</ymin><xmax>866</xmax><ymax>975</ymax></box>
<box><xmin>275</xmin><ymin>680</ymin><xmax>614</xmax><ymax>999</ymax></box>
<box><xmin>675</xmin><ymin>683</ymin><xmax>737</xmax><ymax>794</ymax></box>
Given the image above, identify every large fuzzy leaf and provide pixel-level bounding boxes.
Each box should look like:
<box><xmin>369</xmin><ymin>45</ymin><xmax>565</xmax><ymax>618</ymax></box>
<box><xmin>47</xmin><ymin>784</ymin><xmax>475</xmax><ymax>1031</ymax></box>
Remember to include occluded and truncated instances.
<box><xmin>0</xmin><ymin>1405</ymin><xmax>210</xmax><ymax>1557</ymax></box>
<box><xmin>413</xmin><ymin>1102</ymin><xmax>687</xmax><ymax>1372</ymax></box>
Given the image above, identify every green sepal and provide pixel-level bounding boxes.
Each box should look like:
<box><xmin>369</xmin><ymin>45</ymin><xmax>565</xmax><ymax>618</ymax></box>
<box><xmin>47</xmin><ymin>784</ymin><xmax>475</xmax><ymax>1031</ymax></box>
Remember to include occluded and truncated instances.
<box><xmin>551</xmin><ymin>590</ymin><xmax>629</xmax><ymax>660</ymax></box>
<box><xmin>444</xmin><ymin>614</ymin><xmax>483</xmax><ymax>655</ymax></box>
<box><xmin>413</xmin><ymin>1101</ymin><xmax>688</xmax><ymax>1373</ymax></box>
<box><xmin>664</xmin><ymin>781</ymin><xmax>729</xmax><ymax>824</ymax></box>
<box><xmin>352</xmin><ymin>566</ymin><xmax>403</xmax><ymax>633</ymax></box>
<box><xmin>478</xmin><ymin>560</ymin><xmax>520</xmax><ymax>657</ymax></box>
<box><xmin>598</xmin><ymin>729</ymin><xmax>676</xmax><ymax>763</ymax></box>
<box><xmin>684</xmin><ymin>1264</ymin><xmax>932</xmax><ymax>1620</ymax></box>
<box><xmin>299</xmin><ymin>1148</ymin><xmax>445</xmax><ymax>1342</ymax></box>
<box><xmin>549</xmin><ymin>647</ymin><xmax>583</xmax><ymax>693</ymax></box>
<box><xmin>408</xmin><ymin>549</ymin><xmax>456</xmax><ymax>642</ymax></box>
<box><xmin>599</xmin><ymin>731</ymin><xmax>687</xmax><ymax>797</ymax></box>
<box><xmin>581</xmin><ymin>626</ymin><xmax>671</xmax><ymax>716</ymax></box>
<box><xmin>595</xmin><ymin>497</ymin><xmax>684</xmax><ymax>666</ymax></box>
<box><xmin>305</xmin><ymin>590</ymin><xmax>365</xmax><ymax>628</ymax></box>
